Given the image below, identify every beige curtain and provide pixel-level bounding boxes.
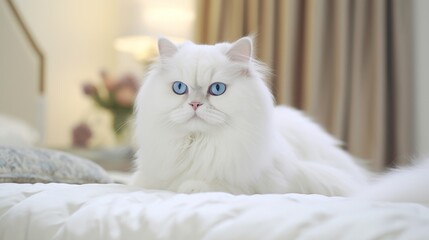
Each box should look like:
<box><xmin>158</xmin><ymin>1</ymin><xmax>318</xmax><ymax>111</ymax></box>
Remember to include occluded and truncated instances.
<box><xmin>195</xmin><ymin>0</ymin><xmax>413</xmax><ymax>171</ymax></box>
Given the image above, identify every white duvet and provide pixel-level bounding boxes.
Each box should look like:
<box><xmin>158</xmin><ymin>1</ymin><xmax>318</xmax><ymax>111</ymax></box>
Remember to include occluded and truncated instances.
<box><xmin>1</xmin><ymin>183</ymin><xmax>429</xmax><ymax>240</ymax></box>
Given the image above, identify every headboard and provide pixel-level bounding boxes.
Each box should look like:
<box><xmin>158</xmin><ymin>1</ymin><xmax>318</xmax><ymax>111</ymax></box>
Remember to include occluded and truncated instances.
<box><xmin>0</xmin><ymin>0</ymin><xmax>45</xmax><ymax>137</ymax></box>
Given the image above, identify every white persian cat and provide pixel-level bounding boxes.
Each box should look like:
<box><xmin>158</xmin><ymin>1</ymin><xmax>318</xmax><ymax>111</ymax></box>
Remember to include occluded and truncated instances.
<box><xmin>132</xmin><ymin>37</ymin><xmax>428</xmax><ymax>202</ymax></box>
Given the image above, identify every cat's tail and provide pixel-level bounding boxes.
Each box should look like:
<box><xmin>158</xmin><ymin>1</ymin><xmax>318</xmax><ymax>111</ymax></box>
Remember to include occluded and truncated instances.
<box><xmin>354</xmin><ymin>158</ymin><xmax>429</xmax><ymax>205</ymax></box>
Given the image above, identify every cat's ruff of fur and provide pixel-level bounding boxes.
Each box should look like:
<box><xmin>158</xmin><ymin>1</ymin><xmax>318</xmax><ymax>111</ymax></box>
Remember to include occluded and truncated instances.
<box><xmin>132</xmin><ymin>37</ymin><xmax>428</xmax><ymax>203</ymax></box>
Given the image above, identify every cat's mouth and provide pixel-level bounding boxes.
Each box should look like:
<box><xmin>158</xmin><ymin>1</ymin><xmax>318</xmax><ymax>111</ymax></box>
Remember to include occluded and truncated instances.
<box><xmin>192</xmin><ymin>112</ymin><xmax>203</xmax><ymax>119</ymax></box>
<box><xmin>169</xmin><ymin>105</ymin><xmax>227</xmax><ymax>128</ymax></box>
<box><xmin>189</xmin><ymin>112</ymin><xmax>207</xmax><ymax>123</ymax></box>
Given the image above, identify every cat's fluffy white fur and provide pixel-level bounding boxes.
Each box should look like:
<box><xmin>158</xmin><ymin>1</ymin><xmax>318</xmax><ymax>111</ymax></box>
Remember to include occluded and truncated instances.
<box><xmin>132</xmin><ymin>37</ymin><xmax>428</xmax><ymax>202</ymax></box>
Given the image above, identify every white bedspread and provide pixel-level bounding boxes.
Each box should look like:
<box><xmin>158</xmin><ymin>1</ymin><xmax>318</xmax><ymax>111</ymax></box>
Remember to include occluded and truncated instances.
<box><xmin>1</xmin><ymin>183</ymin><xmax>429</xmax><ymax>240</ymax></box>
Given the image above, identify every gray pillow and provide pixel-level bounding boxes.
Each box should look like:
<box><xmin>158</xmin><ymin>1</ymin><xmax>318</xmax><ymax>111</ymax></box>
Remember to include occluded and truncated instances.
<box><xmin>0</xmin><ymin>146</ymin><xmax>113</xmax><ymax>184</ymax></box>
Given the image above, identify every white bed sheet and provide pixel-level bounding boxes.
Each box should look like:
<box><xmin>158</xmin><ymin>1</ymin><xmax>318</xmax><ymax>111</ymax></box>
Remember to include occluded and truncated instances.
<box><xmin>1</xmin><ymin>183</ymin><xmax>429</xmax><ymax>240</ymax></box>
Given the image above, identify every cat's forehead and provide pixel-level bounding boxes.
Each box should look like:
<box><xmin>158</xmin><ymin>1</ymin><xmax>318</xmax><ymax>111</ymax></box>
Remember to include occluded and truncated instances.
<box><xmin>172</xmin><ymin>44</ymin><xmax>230</xmax><ymax>87</ymax></box>
<box><xmin>178</xmin><ymin>44</ymin><xmax>227</xmax><ymax>63</ymax></box>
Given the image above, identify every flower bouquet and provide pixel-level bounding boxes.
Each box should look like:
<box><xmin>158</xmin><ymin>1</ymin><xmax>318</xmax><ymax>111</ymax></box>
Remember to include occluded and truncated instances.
<box><xmin>72</xmin><ymin>71</ymin><xmax>139</xmax><ymax>148</ymax></box>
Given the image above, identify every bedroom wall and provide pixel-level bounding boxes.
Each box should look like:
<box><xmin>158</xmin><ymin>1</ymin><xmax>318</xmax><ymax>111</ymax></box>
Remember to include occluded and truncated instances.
<box><xmin>13</xmin><ymin>0</ymin><xmax>120</xmax><ymax>147</ymax></box>
<box><xmin>414</xmin><ymin>0</ymin><xmax>429</xmax><ymax>158</ymax></box>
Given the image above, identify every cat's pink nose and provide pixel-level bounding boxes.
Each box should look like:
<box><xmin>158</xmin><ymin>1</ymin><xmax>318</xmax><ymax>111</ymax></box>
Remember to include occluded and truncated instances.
<box><xmin>189</xmin><ymin>101</ymin><xmax>203</xmax><ymax>111</ymax></box>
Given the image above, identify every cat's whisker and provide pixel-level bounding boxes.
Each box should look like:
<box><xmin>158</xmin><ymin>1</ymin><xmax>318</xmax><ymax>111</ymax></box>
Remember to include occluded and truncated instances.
<box><xmin>169</xmin><ymin>108</ymin><xmax>194</xmax><ymax>125</ymax></box>
<box><xmin>198</xmin><ymin>108</ymin><xmax>227</xmax><ymax>125</ymax></box>
<box><xmin>163</xmin><ymin>118</ymin><xmax>175</xmax><ymax>129</ymax></box>
<box><xmin>114</xmin><ymin>117</ymin><xmax>134</xmax><ymax>135</ymax></box>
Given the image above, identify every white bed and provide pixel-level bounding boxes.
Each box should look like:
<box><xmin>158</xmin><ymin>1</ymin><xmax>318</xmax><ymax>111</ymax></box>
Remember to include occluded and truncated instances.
<box><xmin>1</xmin><ymin>183</ymin><xmax>429</xmax><ymax>240</ymax></box>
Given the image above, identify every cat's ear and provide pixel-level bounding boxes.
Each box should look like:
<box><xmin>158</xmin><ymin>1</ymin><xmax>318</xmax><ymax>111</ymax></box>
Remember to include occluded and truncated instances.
<box><xmin>226</xmin><ymin>37</ymin><xmax>252</xmax><ymax>63</ymax></box>
<box><xmin>158</xmin><ymin>38</ymin><xmax>178</xmax><ymax>58</ymax></box>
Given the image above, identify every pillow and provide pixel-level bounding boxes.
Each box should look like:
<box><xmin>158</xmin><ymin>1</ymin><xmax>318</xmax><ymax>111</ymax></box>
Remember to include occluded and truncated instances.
<box><xmin>0</xmin><ymin>146</ymin><xmax>113</xmax><ymax>184</ymax></box>
<box><xmin>0</xmin><ymin>114</ymin><xmax>39</xmax><ymax>147</ymax></box>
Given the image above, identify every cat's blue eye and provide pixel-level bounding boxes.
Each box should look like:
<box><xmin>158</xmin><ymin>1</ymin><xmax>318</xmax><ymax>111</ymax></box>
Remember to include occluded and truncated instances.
<box><xmin>172</xmin><ymin>81</ymin><xmax>188</xmax><ymax>95</ymax></box>
<box><xmin>208</xmin><ymin>82</ymin><xmax>227</xmax><ymax>96</ymax></box>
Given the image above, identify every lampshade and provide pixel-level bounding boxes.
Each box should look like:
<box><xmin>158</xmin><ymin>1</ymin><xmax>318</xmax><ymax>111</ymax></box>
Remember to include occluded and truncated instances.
<box><xmin>114</xmin><ymin>0</ymin><xmax>195</xmax><ymax>60</ymax></box>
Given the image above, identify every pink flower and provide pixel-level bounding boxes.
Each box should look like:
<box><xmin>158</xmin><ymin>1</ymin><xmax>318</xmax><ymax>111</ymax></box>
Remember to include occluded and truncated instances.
<box><xmin>112</xmin><ymin>73</ymin><xmax>139</xmax><ymax>107</ymax></box>
<box><xmin>82</xmin><ymin>83</ymin><xmax>97</xmax><ymax>96</ymax></box>
<box><xmin>115</xmin><ymin>86</ymin><xmax>136</xmax><ymax>107</ymax></box>
<box><xmin>118</xmin><ymin>73</ymin><xmax>139</xmax><ymax>92</ymax></box>
<box><xmin>100</xmin><ymin>70</ymin><xmax>117</xmax><ymax>91</ymax></box>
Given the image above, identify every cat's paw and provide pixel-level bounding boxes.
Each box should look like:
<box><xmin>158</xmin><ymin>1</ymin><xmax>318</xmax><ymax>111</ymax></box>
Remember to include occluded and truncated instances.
<box><xmin>177</xmin><ymin>180</ymin><xmax>211</xmax><ymax>193</ymax></box>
